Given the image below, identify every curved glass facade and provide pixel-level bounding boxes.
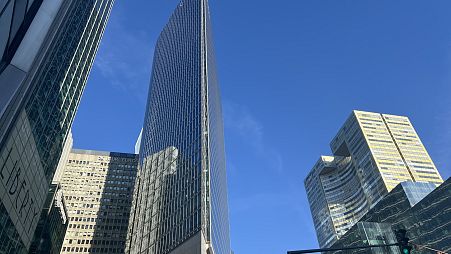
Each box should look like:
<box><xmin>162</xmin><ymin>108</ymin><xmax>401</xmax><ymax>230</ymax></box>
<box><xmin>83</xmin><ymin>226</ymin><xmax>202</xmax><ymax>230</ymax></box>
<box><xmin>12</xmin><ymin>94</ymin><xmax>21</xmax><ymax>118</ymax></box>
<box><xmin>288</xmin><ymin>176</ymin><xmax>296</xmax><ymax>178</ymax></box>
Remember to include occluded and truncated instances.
<box><xmin>305</xmin><ymin>156</ymin><xmax>369</xmax><ymax>247</ymax></box>
<box><xmin>127</xmin><ymin>0</ymin><xmax>230</xmax><ymax>253</ymax></box>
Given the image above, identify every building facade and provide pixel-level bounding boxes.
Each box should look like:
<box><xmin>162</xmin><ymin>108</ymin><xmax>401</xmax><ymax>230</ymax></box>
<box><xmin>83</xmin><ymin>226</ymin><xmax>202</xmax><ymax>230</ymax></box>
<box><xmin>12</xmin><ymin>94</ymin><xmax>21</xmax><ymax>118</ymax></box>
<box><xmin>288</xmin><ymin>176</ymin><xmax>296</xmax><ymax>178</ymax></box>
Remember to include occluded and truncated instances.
<box><xmin>28</xmin><ymin>130</ymin><xmax>73</xmax><ymax>254</ymax></box>
<box><xmin>52</xmin><ymin>131</ymin><xmax>73</xmax><ymax>185</ymax></box>
<box><xmin>28</xmin><ymin>184</ymin><xmax>69</xmax><ymax>254</ymax></box>
<box><xmin>59</xmin><ymin>149</ymin><xmax>138</xmax><ymax>254</ymax></box>
<box><xmin>0</xmin><ymin>1</ymin><xmax>114</xmax><ymax>252</ymax></box>
<box><xmin>305</xmin><ymin>110</ymin><xmax>444</xmax><ymax>248</ymax></box>
<box><xmin>0</xmin><ymin>0</ymin><xmax>42</xmax><ymax>73</ymax></box>
<box><xmin>330</xmin><ymin>179</ymin><xmax>450</xmax><ymax>254</ymax></box>
<box><xmin>305</xmin><ymin>156</ymin><xmax>370</xmax><ymax>247</ymax></box>
<box><xmin>126</xmin><ymin>0</ymin><xmax>231</xmax><ymax>253</ymax></box>
<box><xmin>361</xmin><ymin>178</ymin><xmax>450</xmax><ymax>254</ymax></box>
<box><xmin>330</xmin><ymin>222</ymin><xmax>401</xmax><ymax>254</ymax></box>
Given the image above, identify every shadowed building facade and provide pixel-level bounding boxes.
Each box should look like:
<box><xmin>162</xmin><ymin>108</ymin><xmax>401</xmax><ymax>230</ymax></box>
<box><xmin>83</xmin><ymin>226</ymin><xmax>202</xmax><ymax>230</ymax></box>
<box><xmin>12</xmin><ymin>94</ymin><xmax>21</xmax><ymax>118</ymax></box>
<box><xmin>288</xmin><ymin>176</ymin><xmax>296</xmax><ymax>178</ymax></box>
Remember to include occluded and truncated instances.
<box><xmin>0</xmin><ymin>1</ymin><xmax>114</xmax><ymax>252</ymax></box>
<box><xmin>28</xmin><ymin>183</ymin><xmax>69</xmax><ymax>254</ymax></box>
<box><xmin>126</xmin><ymin>0</ymin><xmax>231</xmax><ymax>253</ymax></box>
<box><xmin>305</xmin><ymin>110</ymin><xmax>444</xmax><ymax>248</ymax></box>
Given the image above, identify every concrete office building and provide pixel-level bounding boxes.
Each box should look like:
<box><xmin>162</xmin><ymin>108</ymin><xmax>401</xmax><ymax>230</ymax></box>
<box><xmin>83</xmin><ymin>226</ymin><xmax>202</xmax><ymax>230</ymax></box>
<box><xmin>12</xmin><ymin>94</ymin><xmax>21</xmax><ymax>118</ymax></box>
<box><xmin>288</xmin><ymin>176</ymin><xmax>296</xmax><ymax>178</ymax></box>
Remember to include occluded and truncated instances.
<box><xmin>0</xmin><ymin>1</ymin><xmax>114</xmax><ymax>252</ymax></box>
<box><xmin>126</xmin><ymin>0</ymin><xmax>231</xmax><ymax>253</ymax></box>
<box><xmin>305</xmin><ymin>110</ymin><xmax>444</xmax><ymax>248</ymax></box>
<box><xmin>59</xmin><ymin>149</ymin><xmax>138</xmax><ymax>254</ymax></box>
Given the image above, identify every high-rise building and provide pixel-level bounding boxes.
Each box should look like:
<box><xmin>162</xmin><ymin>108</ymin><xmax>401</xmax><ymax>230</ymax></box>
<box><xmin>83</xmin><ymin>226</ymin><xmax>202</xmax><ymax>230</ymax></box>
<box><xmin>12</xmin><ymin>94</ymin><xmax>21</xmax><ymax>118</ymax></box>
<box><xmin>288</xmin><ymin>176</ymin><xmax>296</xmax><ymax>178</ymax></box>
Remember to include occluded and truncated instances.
<box><xmin>305</xmin><ymin>110</ymin><xmax>443</xmax><ymax>248</ymax></box>
<box><xmin>59</xmin><ymin>149</ymin><xmax>138</xmax><ymax>254</ymax></box>
<box><xmin>126</xmin><ymin>0</ymin><xmax>231</xmax><ymax>253</ymax></box>
<box><xmin>0</xmin><ymin>1</ymin><xmax>114</xmax><ymax>252</ymax></box>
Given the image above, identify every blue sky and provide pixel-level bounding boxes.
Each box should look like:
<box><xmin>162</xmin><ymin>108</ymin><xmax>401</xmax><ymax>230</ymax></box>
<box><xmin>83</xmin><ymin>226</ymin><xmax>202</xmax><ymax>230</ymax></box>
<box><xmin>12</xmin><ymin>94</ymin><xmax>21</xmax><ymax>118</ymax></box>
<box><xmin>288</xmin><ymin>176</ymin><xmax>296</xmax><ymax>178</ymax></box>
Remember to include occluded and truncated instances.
<box><xmin>72</xmin><ymin>0</ymin><xmax>451</xmax><ymax>253</ymax></box>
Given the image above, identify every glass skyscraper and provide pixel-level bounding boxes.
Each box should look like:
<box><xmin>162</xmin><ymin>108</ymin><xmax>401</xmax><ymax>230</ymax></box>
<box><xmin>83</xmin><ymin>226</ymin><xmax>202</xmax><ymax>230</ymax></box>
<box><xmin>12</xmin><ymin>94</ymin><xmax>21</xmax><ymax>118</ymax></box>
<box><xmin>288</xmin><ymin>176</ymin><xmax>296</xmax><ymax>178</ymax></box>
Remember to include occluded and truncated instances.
<box><xmin>305</xmin><ymin>110</ymin><xmax>444</xmax><ymax>248</ymax></box>
<box><xmin>126</xmin><ymin>0</ymin><xmax>231</xmax><ymax>254</ymax></box>
<box><xmin>0</xmin><ymin>1</ymin><xmax>114</xmax><ymax>252</ymax></box>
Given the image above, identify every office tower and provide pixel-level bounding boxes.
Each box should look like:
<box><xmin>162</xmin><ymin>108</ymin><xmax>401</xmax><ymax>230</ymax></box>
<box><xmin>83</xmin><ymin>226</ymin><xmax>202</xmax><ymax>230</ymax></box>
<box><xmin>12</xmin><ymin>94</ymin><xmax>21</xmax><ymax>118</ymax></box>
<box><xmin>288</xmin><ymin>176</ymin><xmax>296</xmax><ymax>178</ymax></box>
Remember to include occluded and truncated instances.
<box><xmin>0</xmin><ymin>1</ymin><xmax>114</xmax><ymax>252</ymax></box>
<box><xmin>331</xmin><ymin>179</ymin><xmax>451</xmax><ymax>254</ymax></box>
<box><xmin>29</xmin><ymin>184</ymin><xmax>69</xmax><ymax>254</ymax></box>
<box><xmin>306</xmin><ymin>156</ymin><xmax>370</xmax><ymax>248</ymax></box>
<box><xmin>126</xmin><ymin>0</ymin><xmax>231</xmax><ymax>253</ymax></box>
<box><xmin>59</xmin><ymin>149</ymin><xmax>138</xmax><ymax>254</ymax></box>
<box><xmin>305</xmin><ymin>110</ymin><xmax>444</xmax><ymax>248</ymax></box>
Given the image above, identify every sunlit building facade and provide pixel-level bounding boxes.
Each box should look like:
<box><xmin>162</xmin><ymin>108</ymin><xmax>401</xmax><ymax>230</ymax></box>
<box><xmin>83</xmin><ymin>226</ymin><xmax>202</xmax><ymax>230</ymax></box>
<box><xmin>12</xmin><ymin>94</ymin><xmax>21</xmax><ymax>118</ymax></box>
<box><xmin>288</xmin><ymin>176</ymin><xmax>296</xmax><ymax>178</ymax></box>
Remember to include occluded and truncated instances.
<box><xmin>60</xmin><ymin>149</ymin><xmax>138</xmax><ymax>254</ymax></box>
<box><xmin>305</xmin><ymin>110</ymin><xmax>443</xmax><ymax>248</ymax></box>
<box><xmin>0</xmin><ymin>1</ymin><xmax>114</xmax><ymax>252</ymax></box>
<box><xmin>126</xmin><ymin>0</ymin><xmax>231</xmax><ymax>253</ymax></box>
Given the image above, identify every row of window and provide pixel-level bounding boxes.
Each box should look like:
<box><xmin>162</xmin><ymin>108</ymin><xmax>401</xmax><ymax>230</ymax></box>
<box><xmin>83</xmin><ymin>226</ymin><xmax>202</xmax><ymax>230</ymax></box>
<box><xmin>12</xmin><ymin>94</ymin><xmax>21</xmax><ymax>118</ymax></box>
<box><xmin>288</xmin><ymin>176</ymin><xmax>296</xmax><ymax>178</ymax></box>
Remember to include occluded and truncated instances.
<box><xmin>69</xmin><ymin>158</ymin><xmax>136</xmax><ymax>165</ymax></box>
<box><xmin>62</xmin><ymin>246</ymin><xmax>124</xmax><ymax>253</ymax></box>
<box><xmin>67</xmin><ymin>239</ymin><xmax>125</xmax><ymax>245</ymax></box>
<box><xmin>68</xmin><ymin>223</ymin><xmax>128</xmax><ymax>230</ymax></box>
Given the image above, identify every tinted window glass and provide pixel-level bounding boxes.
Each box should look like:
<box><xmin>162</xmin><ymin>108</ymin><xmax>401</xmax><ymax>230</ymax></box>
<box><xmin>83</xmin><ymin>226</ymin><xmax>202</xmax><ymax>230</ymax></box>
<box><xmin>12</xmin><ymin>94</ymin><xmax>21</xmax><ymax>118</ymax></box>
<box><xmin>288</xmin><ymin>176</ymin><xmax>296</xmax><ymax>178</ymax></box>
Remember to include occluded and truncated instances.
<box><xmin>9</xmin><ymin>0</ymin><xmax>27</xmax><ymax>44</ymax></box>
<box><xmin>0</xmin><ymin>1</ymin><xmax>13</xmax><ymax>59</ymax></box>
<box><xmin>27</xmin><ymin>0</ymin><xmax>35</xmax><ymax>11</ymax></box>
<box><xmin>0</xmin><ymin>0</ymin><xmax>9</xmax><ymax>12</ymax></box>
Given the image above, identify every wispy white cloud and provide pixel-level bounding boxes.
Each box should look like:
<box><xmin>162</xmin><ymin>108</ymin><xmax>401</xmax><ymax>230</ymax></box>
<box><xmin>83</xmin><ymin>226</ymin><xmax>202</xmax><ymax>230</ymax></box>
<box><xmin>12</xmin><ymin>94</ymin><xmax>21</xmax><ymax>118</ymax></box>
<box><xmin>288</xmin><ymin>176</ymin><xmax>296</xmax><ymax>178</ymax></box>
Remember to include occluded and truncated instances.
<box><xmin>223</xmin><ymin>101</ymin><xmax>284</xmax><ymax>173</ymax></box>
<box><xmin>223</xmin><ymin>102</ymin><xmax>263</xmax><ymax>150</ymax></box>
<box><xmin>93</xmin><ymin>7</ymin><xmax>153</xmax><ymax>103</ymax></box>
